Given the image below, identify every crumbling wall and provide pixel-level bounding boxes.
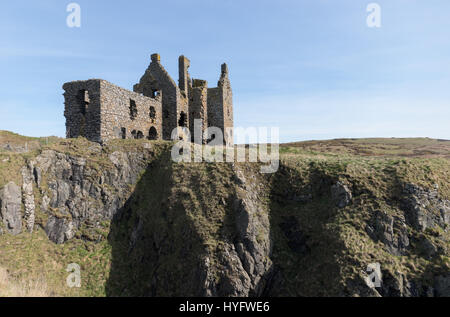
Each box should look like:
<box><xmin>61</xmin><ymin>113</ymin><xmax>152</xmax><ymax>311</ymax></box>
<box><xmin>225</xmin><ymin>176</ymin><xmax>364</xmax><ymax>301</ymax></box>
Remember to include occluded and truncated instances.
<box><xmin>65</xmin><ymin>53</ymin><xmax>232</xmax><ymax>145</ymax></box>
<box><xmin>190</xmin><ymin>80</ymin><xmax>208</xmax><ymax>144</ymax></box>
<box><xmin>220</xmin><ymin>64</ymin><xmax>234</xmax><ymax>146</ymax></box>
<box><xmin>134</xmin><ymin>54</ymin><xmax>188</xmax><ymax>140</ymax></box>
<box><xmin>178</xmin><ymin>55</ymin><xmax>191</xmax><ymax>98</ymax></box>
<box><xmin>207</xmin><ymin>64</ymin><xmax>233</xmax><ymax>146</ymax></box>
<box><xmin>64</xmin><ymin>79</ymin><xmax>162</xmax><ymax>143</ymax></box>
<box><xmin>99</xmin><ymin>80</ymin><xmax>162</xmax><ymax>141</ymax></box>
<box><xmin>64</xmin><ymin>80</ymin><xmax>102</xmax><ymax>143</ymax></box>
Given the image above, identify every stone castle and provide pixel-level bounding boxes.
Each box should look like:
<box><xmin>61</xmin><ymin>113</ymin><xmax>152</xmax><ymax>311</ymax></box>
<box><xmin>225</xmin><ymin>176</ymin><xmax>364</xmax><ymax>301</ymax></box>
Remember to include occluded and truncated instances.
<box><xmin>63</xmin><ymin>53</ymin><xmax>233</xmax><ymax>145</ymax></box>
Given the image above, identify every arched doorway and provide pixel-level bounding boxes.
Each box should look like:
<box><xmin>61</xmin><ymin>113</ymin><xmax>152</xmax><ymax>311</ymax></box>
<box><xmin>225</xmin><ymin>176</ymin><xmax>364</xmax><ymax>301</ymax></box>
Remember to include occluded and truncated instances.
<box><xmin>148</xmin><ymin>127</ymin><xmax>158</xmax><ymax>140</ymax></box>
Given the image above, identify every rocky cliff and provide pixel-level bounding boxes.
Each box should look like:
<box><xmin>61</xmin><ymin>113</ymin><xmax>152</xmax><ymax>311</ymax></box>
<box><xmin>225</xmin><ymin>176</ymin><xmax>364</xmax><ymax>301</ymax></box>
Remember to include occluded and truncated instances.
<box><xmin>0</xmin><ymin>132</ymin><xmax>449</xmax><ymax>297</ymax></box>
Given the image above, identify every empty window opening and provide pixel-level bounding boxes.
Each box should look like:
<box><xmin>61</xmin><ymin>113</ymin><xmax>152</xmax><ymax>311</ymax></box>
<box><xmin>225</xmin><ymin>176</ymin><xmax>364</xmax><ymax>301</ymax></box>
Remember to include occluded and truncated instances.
<box><xmin>151</xmin><ymin>90</ymin><xmax>158</xmax><ymax>98</ymax></box>
<box><xmin>149</xmin><ymin>106</ymin><xmax>156</xmax><ymax>122</ymax></box>
<box><xmin>131</xmin><ymin>130</ymin><xmax>137</xmax><ymax>139</ymax></box>
<box><xmin>148</xmin><ymin>127</ymin><xmax>158</xmax><ymax>140</ymax></box>
<box><xmin>178</xmin><ymin>112</ymin><xmax>187</xmax><ymax>127</ymax></box>
<box><xmin>137</xmin><ymin>131</ymin><xmax>144</xmax><ymax>139</ymax></box>
<box><xmin>121</xmin><ymin>128</ymin><xmax>126</xmax><ymax>139</ymax></box>
<box><xmin>77</xmin><ymin>89</ymin><xmax>90</xmax><ymax>115</ymax></box>
<box><xmin>129</xmin><ymin>99</ymin><xmax>138</xmax><ymax>120</ymax></box>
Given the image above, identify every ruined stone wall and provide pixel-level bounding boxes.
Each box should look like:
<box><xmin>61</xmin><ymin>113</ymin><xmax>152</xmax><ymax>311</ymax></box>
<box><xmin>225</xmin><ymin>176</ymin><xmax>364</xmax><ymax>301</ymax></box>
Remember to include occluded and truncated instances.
<box><xmin>220</xmin><ymin>64</ymin><xmax>234</xmax><ymax>146</ymax></box>
<box><xmin>64</xmin><ymin>79</ymin><xmax>162</xmax><ymax>143</ymax></box>
<box><xmin>63</xmin><ymin>80</ymin><xmax>102</xmax><ymax>143</ymax></box>
<box><xmin>178</xmin><ymin>56</ymin><xmax>191</xmax><ymax>98</ymax></box>
<box><xmin>134</xmin><ymin>54</ymin><xmax>188</xmax><ymax>140</ymax></box>
<box><xmin>189</xmin><ymin>80</ymin><xmax>208</xmax><ymax>144</ymax></box>
<box><xmin>207</xmin><ymin>64</ymin><xmax>234</xmax><ymax>146</ymax></box>
<box><xmin>65</xmin><ymin>54</ymin><xmax>232</xmax><ymax>145</ymax></box>
<box><xmin>99</xmin><ymin>80</ymin><xmax>162</xmax><ymax>141</ymax></box>
<box><xmin>207</xmin><ymin>87</ymin><xmax>222</xmax><ymax>129</ymax></box>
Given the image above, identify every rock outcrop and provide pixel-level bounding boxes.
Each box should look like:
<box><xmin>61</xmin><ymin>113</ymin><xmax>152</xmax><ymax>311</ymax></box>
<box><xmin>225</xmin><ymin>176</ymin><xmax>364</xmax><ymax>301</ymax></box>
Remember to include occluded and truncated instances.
<box><xmin>366</xmin><ymin>210</ymin><xmax>410</xmax><ymax>256</ymax></box>
<box><xmin>212</xmin><ymin>166</ymin><xmax>272</xmax><ymax>296</ymax></box>
<box><xmin>0</xmin><ymin>181</ymin><xmax>22</xmax><ymax>235</ymax></box>
<box><xmin>21</xmin><ymin>164</ymin><xmax>36</xmax><ymax>233</ymax></box>
<box><xmin>1</xmin><ymin>144</ymin><xmax>157</xmax><ymax>244</ymax></box>
<box><xmin>331</xmin><ymin>181</ymin><xmax>352</xmax><ymax>208</ymax></box>
<box><xmin>401</xmin><ymin>183</ymin><xmax>450</xmax><ymax>231</ymax></box>
<box><xmin>0</xmin><ymin>138</ymin><xmax>449</xmax><ymax>297</ymax></box>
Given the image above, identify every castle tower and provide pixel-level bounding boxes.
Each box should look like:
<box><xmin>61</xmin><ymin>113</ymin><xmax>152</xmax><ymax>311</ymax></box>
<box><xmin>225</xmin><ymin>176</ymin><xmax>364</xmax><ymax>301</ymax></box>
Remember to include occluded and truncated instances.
<box><xmin>134</xmin><ymin>53</ymin><xmax>188</xmax><ymax>140</ymax></box>
<box><xmin>65</xmin><ymin>53</ymin><xmax>233</xmax><ymax>145</ymax></box>
<box><xmin>190</xmin><ymin>79</ymin><xmax>208</xmax><ymax>144</ymax></box>
<box><xmin>207</xmin><ymin>63</ymin><xmax>233</xmax><ymax>146</ymax></box>
<box><xmin>178</xmin><ymin>55</ymin><xmax>191</xmax><ymax>98</ymax></box>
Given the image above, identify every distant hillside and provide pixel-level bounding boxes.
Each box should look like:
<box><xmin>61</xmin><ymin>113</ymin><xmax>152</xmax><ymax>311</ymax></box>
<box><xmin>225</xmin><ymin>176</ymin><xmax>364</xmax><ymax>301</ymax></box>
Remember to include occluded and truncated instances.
<box><xmin>0</xmin><ymin>131</ymin><xmax>449</xmax><ymax>297</ymax></box>
<box><xmin>2</xmin><ymin>130</ymin><xmax>449</xmax><ymax>158</ymax></box>
<box><xmin>282</xmin><ymin>138</ymin><xmax>450</xmax><ymax>158</ymax></box>
<box><xmin>0</xmin><ymin>131</ymin><xmax>60</xmax><ymax>154</ymax></box>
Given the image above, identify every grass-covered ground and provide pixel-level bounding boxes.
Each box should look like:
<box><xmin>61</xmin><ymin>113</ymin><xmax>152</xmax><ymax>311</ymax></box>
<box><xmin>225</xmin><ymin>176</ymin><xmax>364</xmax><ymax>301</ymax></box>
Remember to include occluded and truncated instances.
<box><xmin>269</xmin><ymin>152</ymin><xmax>450</xmax><ymax>295</ymax></box>
<box><xmin>282</xmin><ymin>137</ymin><xmax>450</xmax><ymax>158</ymax></box>
<box><xmin>0</xmin><ymin>132</ymin><xmax>449</xmax><ymax>296</ymax></box>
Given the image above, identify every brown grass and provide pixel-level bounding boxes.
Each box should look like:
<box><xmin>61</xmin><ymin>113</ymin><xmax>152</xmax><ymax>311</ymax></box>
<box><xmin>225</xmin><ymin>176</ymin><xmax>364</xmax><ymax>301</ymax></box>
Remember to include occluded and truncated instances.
<box><xmin>0</xmin><ymin>267</ymin><xmax>50</xmax><ymax>297</ymax></box>
<box><xmin>282</xmin><ymin>138</ymin><xmax>450</xmax><ymax>159</ymax></box>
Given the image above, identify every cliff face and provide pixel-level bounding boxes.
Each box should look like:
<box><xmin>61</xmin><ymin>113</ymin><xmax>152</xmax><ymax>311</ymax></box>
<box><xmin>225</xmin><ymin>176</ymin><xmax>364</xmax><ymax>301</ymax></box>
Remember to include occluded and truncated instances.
<box><xmin>0</xmin><ymin>133</ymin><xmax>449</xmax><ymax>297</ymax></box>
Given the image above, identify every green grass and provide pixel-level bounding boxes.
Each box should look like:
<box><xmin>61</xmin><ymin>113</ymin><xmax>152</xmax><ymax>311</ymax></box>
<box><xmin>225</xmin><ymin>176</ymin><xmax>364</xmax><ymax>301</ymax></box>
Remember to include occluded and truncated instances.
<box><xmin>0</xmin><ymin>227</ymin><xmax>111</xmax><ymax>297</ymax></box>
<box><xmin>0</xmin><ymin>132</ymin><xmax>449</xmax><ymax>296</ymax></box>
<box><xmin>282</xmin><ymin>137</ymin><xmax>450</xmax><ymax>158</ymax></box>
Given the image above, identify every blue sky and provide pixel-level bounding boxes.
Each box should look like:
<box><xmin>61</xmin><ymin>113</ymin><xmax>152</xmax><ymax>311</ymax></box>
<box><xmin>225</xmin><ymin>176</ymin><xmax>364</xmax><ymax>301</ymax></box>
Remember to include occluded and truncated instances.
<box><xmin>0</xmin><ymin>0</ymin><xmax>449</xmax><ymax>142</ymax></box>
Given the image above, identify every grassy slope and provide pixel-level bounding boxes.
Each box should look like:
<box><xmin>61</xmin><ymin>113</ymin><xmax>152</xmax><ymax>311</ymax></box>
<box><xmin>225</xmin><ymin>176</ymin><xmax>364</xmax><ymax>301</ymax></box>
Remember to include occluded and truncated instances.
<box><xmin>274</xmin><ymin>138</ymin><xmax>449</xmax><ymax>295</ymax></box>
<box><xmin>270</xmin><ymin>152</ymin><xmax>450</xmax><ymax>295</ymax></box>
<box><xmin>282</xmin><ymin>138</ymin><xmax>450</xmax><ymax>158</ymax></box>
<box><xmin>0</xmin><ymin>133</ymin><xmax>449</xmax><ymax>296</ymax></box>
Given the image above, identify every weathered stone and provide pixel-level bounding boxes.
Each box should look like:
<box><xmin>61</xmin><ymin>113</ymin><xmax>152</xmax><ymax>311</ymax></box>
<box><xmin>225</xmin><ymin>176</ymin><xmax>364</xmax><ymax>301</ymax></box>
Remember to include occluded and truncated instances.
<box><xmin>419</xmin><ymin>237</ymin><xmax>438</xmax><ymax>259</ymax></box>
<box><xmin>366</xmin><ymin>211</ymin><xmax>409</xmax><ymax>256</ymax></box>
<box><xmin>401</xmin><ymin>183</ymin><xmax>450</xmax><ymax>231</ymax></box>
<box><xmin>64</xmin><ymin>54</ymin><xmax>233</xmax><ymax>145</ymax></box>
<box><xmin>0</xmin><ymin>181</ymin><xmax>22</xmax><ymax>235</ymax></box>
<box><xmin>45</xmin><ymin>216</ymin><xmax>75</xmax><ymax>244</ymax></box>
<box><xmin>21</xmin><ymin>164</ymin><xmax>36</xmax><ymax>233</ymax></box>
<box><xmin>434</xmin><ymin>275</ymin><xmax>450</xmax><ymax>297</ymax></box>
<box><xmin>331</xmin><ymin>181</ymin><xmax>352</xmax><ymax>208</ymax></box>
<box><xmin>29</xmin><ymin>147</ymin><xmax>151</xmax><ymax>243</ymax></box>
<box><xmin>213</xmin><ymin>165</ymin><xmax>272</xmax><ymax>297</ymax></box>
<box><xmin>64</xmin><ymin>79</ymin><xmax>163</xmax><ymax>143</ymax></box>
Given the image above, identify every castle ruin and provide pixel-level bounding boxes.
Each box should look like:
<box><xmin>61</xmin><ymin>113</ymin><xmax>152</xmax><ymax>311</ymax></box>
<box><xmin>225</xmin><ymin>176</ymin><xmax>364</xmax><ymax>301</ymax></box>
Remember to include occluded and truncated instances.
<box><xmin>63</xmin><ymin>53</ymin><xmax>233</xmax><ymax>145</ymax></box>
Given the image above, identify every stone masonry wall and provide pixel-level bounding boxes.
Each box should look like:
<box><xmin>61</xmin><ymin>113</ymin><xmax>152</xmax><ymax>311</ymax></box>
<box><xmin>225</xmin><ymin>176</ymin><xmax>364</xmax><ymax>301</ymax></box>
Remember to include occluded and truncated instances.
<box><xmin>99</xmin><ymin>80</ymin><xmax>162</xmax><ymax>141</ymax></box>
<box><xmin>220</xmin><ymin>64</ymin><xmax>234</xmax><ymax>146</ymax></box>
<box><xmin>190</xmin><ymin>80</ymin><xmax>208</xmax><ymax>144</ymax></box>
<box><xmin>64</xmin><ymin>79</ymin><xmax>162</xmax><ymax>143</ymax></box>
<box><xmin>65</xmin><ymin>53</ymin><xmax>232</xmax><ymax>145</ymax></box>
<box><xmin>207</xmin><ymin>87</ymin><xmax>222</xmax><ymax>131</ymax></box>
<box><xmin>206</xmin><ymin>64</ymin><xmax>234</xmax><ymax>146</ymax></box>
<box><xmin>134</xmin><ymin>54</ymin><xmax>189</xmax><ymax>140</ymax></box>
<box><xmin>178</xmin><ymin>55</ymin><xmax>191</xmax><ymax>97</ymax></box>
<box><xmin>64</xmin><ymin>80</ymin><xmax>102</xmax><ymax>143</ymax></box>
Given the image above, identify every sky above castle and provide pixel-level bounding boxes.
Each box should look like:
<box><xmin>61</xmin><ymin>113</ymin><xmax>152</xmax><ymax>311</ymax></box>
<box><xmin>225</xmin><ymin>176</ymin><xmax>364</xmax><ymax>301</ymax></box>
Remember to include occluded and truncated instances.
<box><xmin>0</xmin><ymin>0</ymin><xmax>449</xmax><ymax>142</ymax></box>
